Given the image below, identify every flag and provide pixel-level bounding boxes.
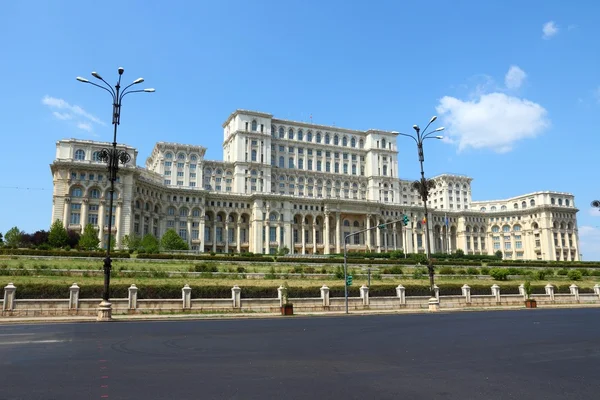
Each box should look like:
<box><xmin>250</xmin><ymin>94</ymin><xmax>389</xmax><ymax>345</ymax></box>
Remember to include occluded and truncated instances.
<box><xmin>422</xmin><ymin>217</ymin><xmax>427</xmax><ymax>224</ymax></box>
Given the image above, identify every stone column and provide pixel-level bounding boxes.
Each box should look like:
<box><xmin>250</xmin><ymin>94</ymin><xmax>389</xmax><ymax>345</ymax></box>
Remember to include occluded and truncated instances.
<box><xmin>236</xmin><ymin>218</ymin><xmax>242</xmax><ymax>253</ymax></box>
<box><xmin>81</xmin><ymin>199</ymin><xmax>89</xmax><ymax>228</ymax></box>
<box><xmin>98</xmin><ymin>200</ymin><xmax>106</xmax><ymax>248</ymax></box>
<box><xmin>225</xmin><ymin>224</ymin><xmax>229</xmax><ymax>253</ymax></box>
<box><xmin>63</xmin><ymin>197</ymin><xmax>71</xmax><ymax>226</ymax></box>
<box><xmin>182</xmin><ymin>284</ymin><xmax>192</xmax><ymax>309</ymax></box>
<box><xmin>396</xmin><ymin>284</ymin><xmax>406</xmax><ymax>305</ymax></box>
<box><xmin>376</xmin><ymin>222</ymin><xmax>382</xmax><ymax>253</ymax></box>
<box><xmin>264</xmin><ymin>221</ymin><xmax>269</xmax><ymax>255</ymax></box>
<box><xmin>320</xmin><ymin>285</ymin><xmax>330</xmax><ymax>307</ymax></box>
<box><xmin>393</xmin><ymin>222</ymin><xmax>397</xmax><ymax>250</ymax></box>
<box><xmin>335</xmin><ymin>212</ymin><xmax>341</xmax><ymax>253</ymax></box>
<box><xmin>212</xmin><ymin>224</ymin><xmax>217</xmax><ymax>253</ymax></box>
<box><xmin>232</xmin><ymin>285</ymin><xmax>241</xmax><ymax>308</ymax></box>
<box><xmin>301</xmin><ymin>223</ymin><xmax>306</xmax><ymax>255</ymax></box>
<box><xmin>366</xmin><ymin>215</ymin><xmax>372</xmax><ymax>251</ymax></box>
<box><xmin>312</xmin><ymin>223</ymin><xmax>317</xmax><ymax>254</ymax></box>
<box><xmin>276</xmin><ymin>225</ymin><xmax>282</xmax><ymax>251</ymax></box>
<box><xmin>69</xmin><ymin>283</ymin><xmax>80</xmax><ymax>310</ymax></box>
<box><xmin>128</xmin><ymin>284</ymin><xmax>138</xmax><ymax>310</ymax></box>
<box><xmin>115</xmin><ymin>202</ymin><xmax>122</xmax><ymax>247</ymax></box>
<box><xmin>2</xmin><ymin>283</ymin><xmax>16</xmax><ymax>311</ymax></box>
<box><xmin>199</xmin><ymin>218</ymin><xmax>206</xmax><ymax>252</ymax></box>
<box><xmin>324</xmin><ymin>212</ymin><xmax>331</xmax><ymax>254</ymax></box>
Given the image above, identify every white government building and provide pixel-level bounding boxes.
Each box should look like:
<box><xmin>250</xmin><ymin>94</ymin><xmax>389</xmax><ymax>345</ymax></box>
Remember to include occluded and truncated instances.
<box><xmin>50</xmin><ymin>109</ymin><xmax>580</xmax><ymax>261</ymax></box>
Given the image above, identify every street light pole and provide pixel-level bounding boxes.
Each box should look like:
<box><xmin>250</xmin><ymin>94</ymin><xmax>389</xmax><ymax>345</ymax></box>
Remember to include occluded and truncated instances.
<box><xmin>76</xmin><ymin>67</ymin><xmax>154</xmax><ymax>321</ymax></box>
<box><xmin>344</xmin><ymin>219</ymin><xmax>402</xmax><ymax>314</ymax></box>
<box><xmin>395</xmin><ymin>117</ymin><xmax>444</xmax><ymax>308</ymax></box>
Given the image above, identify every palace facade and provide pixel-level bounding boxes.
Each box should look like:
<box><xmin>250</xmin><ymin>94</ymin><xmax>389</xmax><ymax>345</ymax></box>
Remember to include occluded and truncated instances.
<box><xmin>50</xmin><ymin>110</ymin><xmax>580</xmax><ymax>261</ymax></box>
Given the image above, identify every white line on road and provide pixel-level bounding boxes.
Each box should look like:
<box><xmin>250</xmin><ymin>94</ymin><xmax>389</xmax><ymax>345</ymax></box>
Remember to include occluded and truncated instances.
<box><xmin>0</xmin><ymin>340</ymin><xmax>70</xmax><ymax>345</ymax></box>
<box><xmin>0</xmin><ymin>333</ymin><xmax>36</xmax><ymax>336</ymax></box>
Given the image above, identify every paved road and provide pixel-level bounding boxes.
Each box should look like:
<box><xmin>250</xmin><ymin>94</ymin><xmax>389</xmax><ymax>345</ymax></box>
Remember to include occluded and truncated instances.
<box><xmin>0</xmin><ymin>309</ymin><xmax>598</xmax><ymax>400</ymax></box>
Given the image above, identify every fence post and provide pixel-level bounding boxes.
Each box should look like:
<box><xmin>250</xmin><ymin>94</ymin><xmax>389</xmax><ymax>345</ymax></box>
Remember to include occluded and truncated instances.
<box><xmin>360</xmin><ymin>285</ymin><xmax>369</xmax><ymax>306</ymax></box>
<box><xmin>544</xmin><ymin>284</ymin><xmax>555</xmax><ymax>301</ymax></box>
<box><xmin>518</xmin><ymin>284</ymin><xmax>525</xmax><ymax>299</ymax></box>
<box><xmin>128</xmin><ymin>284</ymin><xmax>138</xmax><ymax>310</ymax></box>
<box><xmin>3</xmin><ymin>283</ymin><xmax>16</xmax><ymax>311</ymax></box>
<box><xmin>491</xmin><ymin>284</ymin><xmax>501</xmax><ymax>303</ymax></box>
<box><xmin>461</xmin><ymin>284</ymin><xmax>471</xmax><ymax>304</ymax></box>
<box><xmin>594</xmin><ymin>284</ymin><xmax>600</xmax><ymax>299</ymax></box>
<box><xmin>433</xmin><ymin>284</ymin><xmax>440</xmax><ymax>301</ymax></box>
<box><xmin>232</xmin><ymin>285</ymin><xmax>241</xmax><ymax>308</ymax></box>
<box><xmin>569</xmin><ymin>284</ymin><xmax>580</xmax><ymax>302</ymax></box>
<box><xmin>396</xmin><ymin>284</ymin><xmax>406</xmax><ymax>306</ymax></box>
<box><xmin>277</xmin><ymin>285</ymin><xmax>285</xmax><ymax>307</ymax></box>
<box><xmin>69</xmin><ymin>283</ymin><xmax>80</xmax><ymax>310</ymax></box>
<box><xmin>320</xmin><ymin>285</ymin><xmax>330</xmax><ymax>307</ymax></box>
<box><xmin>182</xmin><ymin>284</ymin><xmax>192</xmax><ymax>310</ymax></box>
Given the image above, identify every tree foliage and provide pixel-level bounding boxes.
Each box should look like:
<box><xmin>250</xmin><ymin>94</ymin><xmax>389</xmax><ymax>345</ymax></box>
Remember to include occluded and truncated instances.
<box><xmin>48</xmin><ymin>220</ymin><xmax>69</xmax><ymax>248</ymax></box>
<box><xmin>160</xmin><ymin>229</ymin><xmax>189</xmax><ymax>251</ymax></box>
<box><xmin>141</xmin><ymin>234</ymin><xmax>160</xmax><ymax>253</ymax></box>
<box><xmin>4</xmin><ymin>227</ymin><xmax>22</xmax><ymax>247</ymax></box>
<box><xmin>79</xmin><ymin>224</ymin><xmax>100</xmax><ymax>250</ymax></box>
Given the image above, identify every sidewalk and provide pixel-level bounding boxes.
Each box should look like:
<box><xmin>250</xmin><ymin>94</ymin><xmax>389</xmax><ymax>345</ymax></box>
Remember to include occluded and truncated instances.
<box><xmin>1</xmin><ymin>303</ymin><xmax>598</xmax><ymax>324</ymax></box>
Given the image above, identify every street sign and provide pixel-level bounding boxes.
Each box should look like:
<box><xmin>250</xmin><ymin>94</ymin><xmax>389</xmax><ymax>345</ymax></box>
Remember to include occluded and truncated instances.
<box><xmin>346</xmin><ymin>275</ymin><xmax>353</xmax><ymax>286</ymax></box>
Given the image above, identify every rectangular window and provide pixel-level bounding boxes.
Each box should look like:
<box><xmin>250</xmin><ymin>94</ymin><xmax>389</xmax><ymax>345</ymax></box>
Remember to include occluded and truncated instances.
<box><xmin>88</xmin><ymin>213</ymin><xmax>98</xmax><ymax>225</ymax></box>
<box><xmin>179</xmin><ymin>229</ymin><xmax>187</xmax><ymax>240</ymax></box>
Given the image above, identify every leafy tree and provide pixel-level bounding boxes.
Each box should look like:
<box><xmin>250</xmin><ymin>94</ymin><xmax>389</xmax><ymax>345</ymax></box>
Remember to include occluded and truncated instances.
<box><xmin>78</xmin><ymin>224</ymin><xmax>100</xmax><ymax>250</ymax></box>
<box><xmin>0</xmin><ymin>232</ymin><xmax>3</xmax><ymax>245</ymax></box>
<box><xmin>67</xmin><ymin>230</ymin><xmax>80</xmax><ymax>249</ymax></box>
<box><xmin>454</xmin><ymin>249</ymin><xmax>465</xmax><ymax>258</ymax></box>
<box><xmin>31</xmin><ymin>230</ymin><xmax>49</xmax><ymax>247</ymax></box>
<box><xmin>276</xmin><ymin>246</ymin><xmax>290</xmax><ymax>256</ymax></box>
<box><xmin>141</xmin><ymin>234</ymin><xmax>160</xmax><ymax>253</ymax></box>
<box><xmin>122</xmin><ymin>234</ymin><xmax>142</xmax><ymax>252</ymax></box>
<box><xmin>48</xmin><ymin>220</ymin><xmax>69</xmax><ymax>248</ymax></box>
<box><xmin>495</xmin><ymin>250</ymin><xmax>503</xmax><ymax>260</ymax></box>
<box><xmin>4</xmin><ymin>227</ymin><xmax>22</xmax><ymax>247</ymax></box>
<box><xmin>160</xmin><ymin>229</ymin><xmax>189</xmax><ymax>251</ymax></box>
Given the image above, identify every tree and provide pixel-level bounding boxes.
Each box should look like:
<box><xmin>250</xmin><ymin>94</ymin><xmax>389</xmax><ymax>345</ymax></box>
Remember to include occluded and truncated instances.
<box><xmin>495</xmin><ymin>250</ymin><xmax>503</xmax><ymax>260</ymax></box>
<box><xmin>0</xmin><ymin>232</ymin><xmax>3</xmax><ymax>246</ymax></box>
<box><xmin>48</xmin><ymin>220</ymin><xmax>69</xmax><ymax>248</ymax></box>
<box><xmin>31</xmin><ymin>230</ymin><xmax>49</xmax><ymax>247</ymax></box>
<box><xmin>122</xmin><ymin>234</ymin><xmax>142</xmax><ymax>252</ymax></box>
<box><xmin>78</xmin><ymin>224</ymin><xmax>100</xmax><ymax>250</ymax></box>
<box><xmin>160</xmin><ymin>229</ymin><xmax>189</xmax><ymax>251</ymax></box>
<box><xmin>4</xmin><ymin>227</ymin><xmax>22</xmax><ymax>248</ymax></box>
<box><xmin>454</xmin><ymin>249</ymin><xmax>465</xmax><ymax>258</ymax></box>
<box><xmin>67</xmin><ymin>230</ymin><xmax>80</xmax><ymax>249</ymax></box>
<box><xmin>276</xmin><ymin>246</ymin><xmax>290</xmax><ymax>256</ymax></box>
<box><xmin>141</xmin><ymin>234</ymin><xmax>160</xmax><ymax>253</ymax></box>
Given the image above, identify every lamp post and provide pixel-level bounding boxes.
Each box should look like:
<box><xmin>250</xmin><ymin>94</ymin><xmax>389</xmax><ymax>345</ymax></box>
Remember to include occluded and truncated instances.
<box><xmin>394</xmin><ymin>117</ymin><xmax>444</xmax><ymax>309</ymax></box>
<box><xmin>343</xmin><ymin>219</ymin><xmax>401</xmax><ymax>314</ymax></box>
<box><xmin>76</xmin><ymin>67</ymin><xmax>154</xmax><ymax>321</ymax></box>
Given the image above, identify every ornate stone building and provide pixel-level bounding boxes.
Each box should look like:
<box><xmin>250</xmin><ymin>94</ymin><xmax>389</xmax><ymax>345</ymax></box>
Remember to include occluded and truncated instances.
<box><xmin>50</xmin><ymin>110</ymin><xmax>580</xmax><ymax>261</ymax></box>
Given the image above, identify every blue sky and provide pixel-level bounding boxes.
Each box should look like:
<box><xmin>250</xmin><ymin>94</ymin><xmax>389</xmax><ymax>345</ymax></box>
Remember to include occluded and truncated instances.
<box><xmin>1</xmin><ymin>1</ymin><xmax>599</xmax><ymax>258</ymax></box>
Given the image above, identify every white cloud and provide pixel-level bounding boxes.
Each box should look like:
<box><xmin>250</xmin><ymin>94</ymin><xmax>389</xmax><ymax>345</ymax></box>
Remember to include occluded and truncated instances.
<box><xmin>436</xmin><ymin>92</ymin><xmax>549</xmax><ymax>153</ymax></box>
<box><xmin>579</xmin><ymin>226</ymin><xmax>600</xmax><ymax>261</ymax></box>
<box><xmin>77</xmin><ymin>122</ymin><xmax>93</xmax><ymax>132</ymax></box>
<box><xmin>504</xmin><ymin>66</ymin><xmax>527</xmax><ymax>89</ymax></box>
<box><xmin>42</xmin><ymin>96</ymin><xmax>105</xmax><ymax>125</ymax></box>
<box><xmin>589</xmin><ymin>207</ymin><xmax>600</xmax><ymax>217</ymax></box>
<box><xmin>542</xmin><ymin>21</ymin><xmax>558</xmax><ymax>39</ymax></box>
<box><xmin>52</xmin><ymin>111</ymin><xmax>72</xmax><ymax>120</ymax></box>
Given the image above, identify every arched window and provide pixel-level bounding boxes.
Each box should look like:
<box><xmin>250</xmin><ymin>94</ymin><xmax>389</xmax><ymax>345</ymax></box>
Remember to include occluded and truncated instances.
<box><xmin>501</xmin><ymin>205</ymin><xmax>507</xmax><ymax>211</ymax></box>
<box><xmin>251</xmin><ymin>120</ymin><xmax>257</xmax><ymax>131</ymax></box>
<box><xmin>74</xmin><ymin>149</ymin><xmax>85</xmax><ymax>160</ymax></box>
<box><xmin>521</xmin><ymin>201</ymin><xmax>526</xmax><ymax>208</ymax></box>
<box><xmin>289</xmin><ymin>158</ymin><xmax>294</xmax><ymax>168</ymax></box>
<box><xmin>565</xmin><ymin>199</ymin><xmax>570</xmax><ymax>206</ymax></box>
<box><xmin>192</xmin><ymin>208</ymin><xmax>201</xmax><ymax>217</ymax></box>
<box><xmin>297</xmin><ymin>129</ymin><xmax>303</xmax><ymax>141</ymax></box>
<box><xmin>513</xmin><ymin>203</ymin><xmax>518</xmax><ymax>209</ymax></box>
<box><xmin>530</xmin><ymin>199</ymin><xmax>535</xmax><ymax>206</ymax></box>
<box><xmin>180</xmin><ymin>208</ymin><xmax>188</xmax><ymax>217</ymax></box>
<box><xmin>359</xmin><ymin>139</ymin><xmax>364</xmax><ymax>149</ymax></box>
<box><xmin>251</xmin><ymin>149</ymin><xmax>257</xmax><ymax>162</ymax></box>
<box><xmin>551</xmin><ymin>198</ymin><xmax>555</xmax><ymax>205</ymax></box>
<box><xmin>191</xmin><ymin>154</ymin><xmax>197</xmax><ymax>161</ymax></box>
<box><xmin>279</xmin><ymin>127</ymin><xmax>285</xmax><ymax>138</ymax></box>
<box><xmin>279</xmin><ymin>156</ymin><xmax>284</xmax><ymax>168</ymax></box>
<box><xmin>558</xmin><ymin>199</ymin><xmax>563</xmax><ymax>206</ymax></box>
<box><xmin>502</xmin><ymin>225</ymin><xmax>510</xmax><ymax>232</ymax></box>
<box><xmin>178</xmin><ymin>153</ymin><xmax>186</xmax><ymax>160</ymax></box>
<box><xmin>307</xmin><ymin>131</ymin><xmax>313</xmax><ymax>142</ymax></box>
<box><xmin>167</xmin><ymin>207</ymin><xmax>175</xmax><ymax>216</ymax></box>
<box><xmin>343</xmin><ymin>220</ymin><xmax>350</xmax><ymax>226</ymax></box>
<box><xmin>271</xmin><ymin>125</ymin><xmax>276</xmax><ymax>137</ymax></box>
<box><xmin>90</xmin><ymin>188</ymin><xmax>100</xmax><ymax>198</ymax></box>
<box><xmin>513</xmin><ymin>225</ymin><xmax>521</xmax><ymax>231</ymax></box>
<box><xmin>71</xmin><ymin>187</ymin><xmax>83</xmax><ymax>197</ymax></box>
<box><xmin>325</xmin><ymin>133</ymin><xmax>330</xmax><ymax>144</ymax></box>
<box><xmin>381</xmin><ymin>139</ymin><xmax>386</xmax><ymax>149</ymax></box>
<box><xmin>342</xmin><ymin>136</ymin><xmax>348</xmax><ymax>146</ymax></box>
<box><xmin>316</xmin><ymin>132</ymin><xmax>322</xmax><ymax>143</ymax></box>
<box><xmin>480</xmin><ymin>207</ymin><xmax>486</xmax><ymax>212</ymax></box>
<box><xmin>288</xmin><ymin>128</ymin><xmax>294</xmax><ymax>140</ymax></box>
<box><xmin>492</xmin><ymin>226</ymin><xmax>500</xmax><ymax>233</ymax></box>
<box><xmin>165</xmin><ymin>152</ymin><xmax>173</xmax><ymax>159</ymax></box>
<box><xmin>491</xmin><ymin>206</ymin><xmax>497</xmax><ymax>211</ymax></box>
<box><xmin>334</xmin><ymin>135</ymin><xmax>339</xmax><ymax>145</ymax></box>
<box><xmin>92</xmin><ymin>151</ymin><xmax>102</xmax><ymax>162</ymax></box>
<box><xmin>269</xmin><ymin>212</ymin><xmax>278</xmax><ymax>221</ymax></box>
<box><xmin>350</xmin><ymin>137</ymin><xmax>356</xmax><ymax>147</ymax></box>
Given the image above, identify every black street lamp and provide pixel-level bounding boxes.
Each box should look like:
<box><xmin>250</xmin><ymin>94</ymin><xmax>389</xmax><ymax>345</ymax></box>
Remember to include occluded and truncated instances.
<box><xmin>76</xmin><ymin>67</ymin><xmax>154</xmax><ymax>321</ymax></box>
<box><xmin>395</xmin><ymin>117</ymin><xmax>444</xmax><ymax>308</ymax></box>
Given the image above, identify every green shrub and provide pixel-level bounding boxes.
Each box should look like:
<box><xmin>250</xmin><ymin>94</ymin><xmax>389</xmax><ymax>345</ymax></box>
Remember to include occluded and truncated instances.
<box><xmin>480</xmin><ymin>267</ymin><xmax>490</xmax><ymax>275</ymax></box>
<box><xmin>576</xmin><ymin>268</ymin><xmax>590</xmax><ymax>277</ymax></box>
<box><xmin>438</xmin><ymin>266</ymin><xmax>455</xmax><ymax>275</ymax></box>
<box><xmin>557</xmin><ymin>268</ymin><xmax>569</xmax><ymax>276</ymax></box>
<box><xmin>567</xmin><ymin>270</ymin><xmax>582</xmax><ymax>281</ymax></box>
<box><xmin>489</xmin><ymin>268</ymin><xmax>510</xmax><ymax>281</ymax></box>
<box><xmin>412</xmin><ymin>267</ymin><xmax>427</xmax><ymax>279</ymax></box>
<box><xmin>194</xmin><ymin>263</ymin><xmax>218</xmax><ymax>273</ymax></box>
<box><xmin>466</xmin><ymin>267</ymin><xmax>479</xmax><ymax>275</ymax></box>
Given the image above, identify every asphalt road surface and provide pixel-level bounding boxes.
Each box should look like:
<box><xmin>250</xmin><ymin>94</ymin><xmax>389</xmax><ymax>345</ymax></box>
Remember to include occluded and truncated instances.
<box><xmin>0</xmin><ymin>309</ymin><xmax>598</xmax><ymax>400</ymax></box>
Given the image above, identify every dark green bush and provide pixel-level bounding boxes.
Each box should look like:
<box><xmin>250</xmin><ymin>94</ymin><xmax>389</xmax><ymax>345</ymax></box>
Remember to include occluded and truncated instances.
<box><xmin>489</xmin><ymin>268</ymin><xmax>510</xmax><ymax>281</ymax></box>
<box><xmin>438</xmin><ymin>266</ymin><xmax>455</xmax><ymax>275</ymax></box>
<box><xmin>466</xmin><ymin>267</ymin><xmax>479</xmax><ymax>275</ymax></box>
<box><xmin>567</xmin><ymin>270</ymin><xmax>582</xmax><ymax>281</ymax></box>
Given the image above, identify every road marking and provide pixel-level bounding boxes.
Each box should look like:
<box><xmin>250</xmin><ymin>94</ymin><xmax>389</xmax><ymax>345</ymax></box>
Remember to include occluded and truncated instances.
<box><xmin>0</xmin><ymin>339</ymin><xmax>69</xmax><ymax>345</ymax></box>
<box><xmin>0</xmin><ymin>333</ymin><xmax>36</xmax><ymax>336</ymax></box>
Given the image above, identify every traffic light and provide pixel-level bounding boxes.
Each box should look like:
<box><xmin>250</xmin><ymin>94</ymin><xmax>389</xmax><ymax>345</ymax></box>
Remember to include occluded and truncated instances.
<box><xmin>346</xmin><ymin>275</ymin><xmax>353</xmax><ymax>286</ymax></box>
<box><xmin>402</xmin><ymin>214</ymin><xmax>409</xmax><ymax>226</ymax></box>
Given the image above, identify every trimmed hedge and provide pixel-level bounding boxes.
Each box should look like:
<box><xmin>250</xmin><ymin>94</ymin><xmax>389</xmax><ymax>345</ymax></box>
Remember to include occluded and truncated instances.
<box><xmin>136</xmin><ymin>254</ymin><xmax>274</xmax><ymax>262</ymax></box>
<box><xmin>0</xmin><ymin>249</ymin><xmax>130</xmax><ymax>258</ymax></box>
